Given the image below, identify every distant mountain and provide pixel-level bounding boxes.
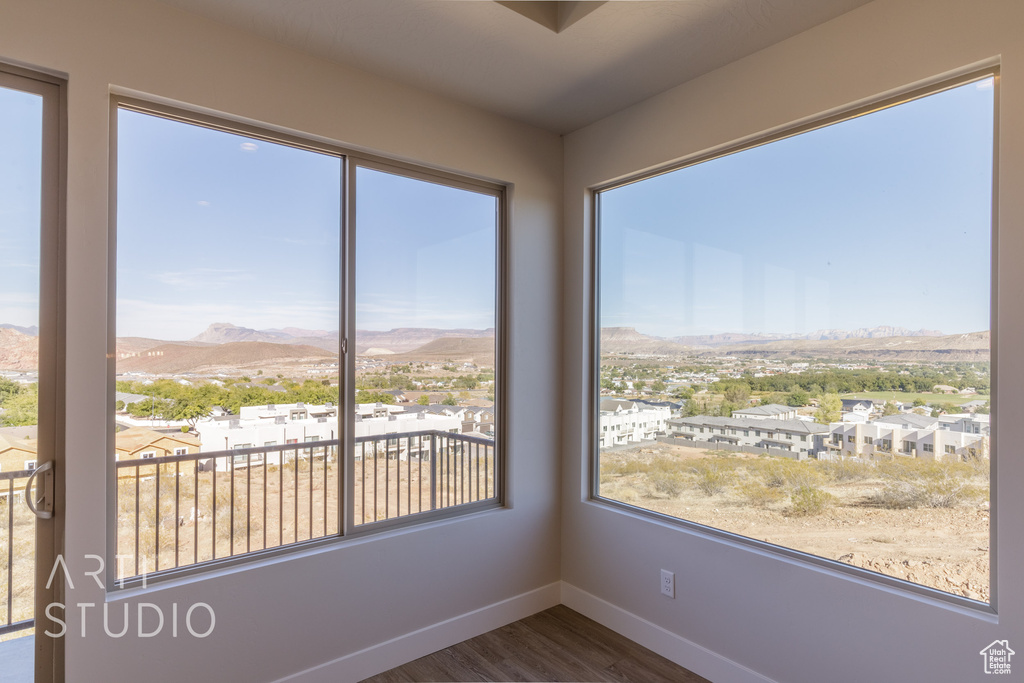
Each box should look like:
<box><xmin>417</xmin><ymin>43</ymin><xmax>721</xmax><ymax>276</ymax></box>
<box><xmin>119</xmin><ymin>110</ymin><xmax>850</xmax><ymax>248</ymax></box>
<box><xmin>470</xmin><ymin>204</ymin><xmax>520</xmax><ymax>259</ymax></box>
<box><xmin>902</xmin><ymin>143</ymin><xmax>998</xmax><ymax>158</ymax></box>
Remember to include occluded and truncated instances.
<box><xmin>804</xmin><ymin>326</ymin><xmax>944</xmax><ymax>341</ymax></box>
<box><xmin>191</xmin><ymin>322</ymin><xmax>292</xmax><ymax>344</ymax></box>
<box><xmin>0</xmin><ymin>324</ymin><xmax>38</xmax><ymax>336</ymax></box>
<box><xmin>668</xmin><ymin>326</ymin><xmax>944</xmax><ymax>347</ymax></box>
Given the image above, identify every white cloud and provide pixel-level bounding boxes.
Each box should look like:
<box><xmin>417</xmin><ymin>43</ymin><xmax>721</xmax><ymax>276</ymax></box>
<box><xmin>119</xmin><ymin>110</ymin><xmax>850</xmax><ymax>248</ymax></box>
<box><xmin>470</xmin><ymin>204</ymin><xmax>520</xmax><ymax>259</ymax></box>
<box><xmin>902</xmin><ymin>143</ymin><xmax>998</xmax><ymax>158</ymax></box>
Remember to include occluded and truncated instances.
<box><xmin>239</xmin><ymin>142</ymin><xmax>258</xmax><ymax>152</ymax></box>
<box><xmin>197</xmin><ymin>200</ymin><xmax>210</xmax><ymax>206</ymax></box>
<box><xmin>976</xmin><ymin>78</ymin><xmax>994</xmax><ymax>90</ymax></box>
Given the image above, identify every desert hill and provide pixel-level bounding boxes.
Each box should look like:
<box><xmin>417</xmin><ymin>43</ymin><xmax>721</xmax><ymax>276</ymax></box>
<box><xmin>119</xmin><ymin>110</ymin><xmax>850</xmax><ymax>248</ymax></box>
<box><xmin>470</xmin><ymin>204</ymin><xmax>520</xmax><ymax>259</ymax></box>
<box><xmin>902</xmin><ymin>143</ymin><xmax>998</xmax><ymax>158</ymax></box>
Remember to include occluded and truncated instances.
<box><xmin>600</xmin><ymin>327</ymin><xmax>692</xmax><ymax>355</ymax></box>
<box><xmin>712</xmin><ymin>331</ymin><xmax>989</xmax><ymax>362</ymax></box>
<box><xmin>117</xmin><ymin>341</ymin><xmax>337</xmax><ymax>374</ymax></box>
<box><xmin>383</xmin><ymin>337</ymin><xmax>495</xmax><ymax>366</ymax></box>
<box><xmin>0</xmin><ymin>328</ymin><xmax>39</xmax><ymax>371</ymax></box>
<box><xmin>355</xmin><ymin>328</ymin><xmax>494</xmax><ymax>355</ymax></box>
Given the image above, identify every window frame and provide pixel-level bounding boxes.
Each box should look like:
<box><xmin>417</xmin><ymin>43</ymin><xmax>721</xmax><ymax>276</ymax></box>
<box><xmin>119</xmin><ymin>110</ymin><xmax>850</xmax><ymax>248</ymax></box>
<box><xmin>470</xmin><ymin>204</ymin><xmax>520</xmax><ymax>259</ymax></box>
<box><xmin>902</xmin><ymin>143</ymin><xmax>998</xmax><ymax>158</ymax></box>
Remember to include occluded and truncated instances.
<box><xmin>106</xmin><ymin>95</ymin><xmax>508</xmax><ymax>588</ymax></box>
<box><xmin>587</xmin><ymin>67</ymin><xmax>999</xmax><ymax>614</ymax></box>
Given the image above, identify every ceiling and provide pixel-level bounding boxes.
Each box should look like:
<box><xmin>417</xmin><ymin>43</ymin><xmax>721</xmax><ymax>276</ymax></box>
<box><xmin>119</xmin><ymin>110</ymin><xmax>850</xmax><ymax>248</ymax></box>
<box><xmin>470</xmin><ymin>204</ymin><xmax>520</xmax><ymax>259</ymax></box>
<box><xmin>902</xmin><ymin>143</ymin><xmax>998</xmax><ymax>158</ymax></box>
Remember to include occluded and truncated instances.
<box><xmin>156</xmin><ymin>0</ymin><xmax>873</xmax><ymax>133</ymax></box>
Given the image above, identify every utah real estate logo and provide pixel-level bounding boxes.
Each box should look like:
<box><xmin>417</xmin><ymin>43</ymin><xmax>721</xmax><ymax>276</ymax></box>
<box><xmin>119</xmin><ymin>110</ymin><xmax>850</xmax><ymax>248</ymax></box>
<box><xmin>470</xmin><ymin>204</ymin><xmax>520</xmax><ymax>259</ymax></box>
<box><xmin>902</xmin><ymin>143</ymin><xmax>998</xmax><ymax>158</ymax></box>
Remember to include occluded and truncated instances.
<box><xmin>980</xmin><ymin>640</ymin><xmax>1014</xmax><ymax>675</ymax></box>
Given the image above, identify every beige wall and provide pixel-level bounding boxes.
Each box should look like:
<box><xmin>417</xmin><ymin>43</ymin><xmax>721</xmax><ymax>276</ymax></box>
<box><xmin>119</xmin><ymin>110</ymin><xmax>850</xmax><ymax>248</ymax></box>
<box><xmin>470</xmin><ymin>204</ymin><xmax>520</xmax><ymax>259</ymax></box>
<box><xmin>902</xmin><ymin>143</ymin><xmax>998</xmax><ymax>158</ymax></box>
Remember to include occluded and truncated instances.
<box><xmin>563</xmin><ymin>0</ymin><xmax>1021</xmax><ymax>681</ymax></box>
<box><xmin>0</xmin><ymin>0</ymin><xmax>563</xmax><ymax>680</ymax></box>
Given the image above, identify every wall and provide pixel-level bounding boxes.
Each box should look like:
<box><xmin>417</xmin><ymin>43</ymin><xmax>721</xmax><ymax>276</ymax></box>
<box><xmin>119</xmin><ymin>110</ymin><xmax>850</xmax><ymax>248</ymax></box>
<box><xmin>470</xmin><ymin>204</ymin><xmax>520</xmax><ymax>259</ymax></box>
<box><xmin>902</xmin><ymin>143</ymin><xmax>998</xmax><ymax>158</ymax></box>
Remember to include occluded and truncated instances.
<box><xmin>562</xmin><ymin>0</ymin><xmax>1023</xmax><ymax>681</ymax></box>
<box><xmin>0</xmin><ymin>0</ymin><xmax>563</xmax><ymax>680</ymax></box>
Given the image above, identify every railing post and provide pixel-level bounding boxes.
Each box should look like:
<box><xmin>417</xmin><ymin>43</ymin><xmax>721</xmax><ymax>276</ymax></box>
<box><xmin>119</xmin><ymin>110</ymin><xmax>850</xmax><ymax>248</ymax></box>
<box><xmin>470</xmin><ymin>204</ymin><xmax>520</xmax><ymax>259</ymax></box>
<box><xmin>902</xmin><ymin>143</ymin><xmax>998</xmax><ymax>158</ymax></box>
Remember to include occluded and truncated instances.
<box><xmin>430</xmin><ymin>432</ymin><xmax>437</xmax><ymax>511</ymax></box>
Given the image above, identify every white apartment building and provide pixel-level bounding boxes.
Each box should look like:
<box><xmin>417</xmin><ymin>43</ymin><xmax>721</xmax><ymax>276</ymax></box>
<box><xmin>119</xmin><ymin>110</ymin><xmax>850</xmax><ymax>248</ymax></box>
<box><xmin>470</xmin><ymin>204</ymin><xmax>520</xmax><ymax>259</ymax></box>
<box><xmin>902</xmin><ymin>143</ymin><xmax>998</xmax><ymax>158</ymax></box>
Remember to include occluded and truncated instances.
<box><xmin>731</xmin><ymin>403</ymin><xmax>798</xmax><ymax>421</ymax></box>
<box><xmin>196</xmin><ymin>402</ymin><xmax>463</xmax><ymax>470</ymax></box>
<box><xmin>598</xmin><ymin>399</ymin><xmax>671</xmax><ymax>448</ymax></box>
<box><xmin>825</xmin><ymin>420</ymin><xmax>988</xmax><ymax>461</ymax></box>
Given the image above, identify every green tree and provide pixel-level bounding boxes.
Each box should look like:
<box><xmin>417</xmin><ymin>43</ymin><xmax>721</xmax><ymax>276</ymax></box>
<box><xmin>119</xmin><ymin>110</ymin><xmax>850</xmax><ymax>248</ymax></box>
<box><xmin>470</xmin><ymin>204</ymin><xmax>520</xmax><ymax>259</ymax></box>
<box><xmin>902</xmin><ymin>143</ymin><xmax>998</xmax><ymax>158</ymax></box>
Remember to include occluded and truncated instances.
<box><xmin>814</xmin><ymin>393</ymin><xmax>842</xmax><ymax>425</ymax></box>
<box><xmin>881</xmin><ymin>400</ymin><xmax>900</xmax><ymax>416</ymax></box>
<box><xmin>417</xmin><ymin>395</ymin><xmax>430</xmax><ymax>406</ymax></box>
<box><xmin>169</xmin><ymin>398</ymin><xmax>211</xmax><ymax>430</ymax></box>
<box><xmin>723</xmin><ymin>382</ymin><xmax>750</xmax><ymax>404</ymax></box>
<box><xmin>651</xmin><ymin>379</ymin><xmax>667</xmax><ymax>393</ymax></box>
<box><xmin>1</xmin><ymin>385</ymin><xmax>38</xmax><ymax>426</ymax></box>
<box><xmin>355</xmin><ymin>390</ymin><xmax>396</xmax><ymax>404</ymax></box>
<box><xmin>442</xmin><ymin>392</ymin><xmax>458</xmax><ymax>406</ymax></box>
<box><xmin>787</xmin><ymin>389</ymin><xmax>809</xmax><ymax>407</ymax></box>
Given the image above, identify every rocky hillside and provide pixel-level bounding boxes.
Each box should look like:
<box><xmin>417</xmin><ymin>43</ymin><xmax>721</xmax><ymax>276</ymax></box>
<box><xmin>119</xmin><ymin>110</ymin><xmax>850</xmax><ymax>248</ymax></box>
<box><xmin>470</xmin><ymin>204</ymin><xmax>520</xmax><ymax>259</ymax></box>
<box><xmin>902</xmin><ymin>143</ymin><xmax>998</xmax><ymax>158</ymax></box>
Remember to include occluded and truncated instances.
<box><xmin>117</xmin><ymin>341</ymin><xmax>336</xmax><ymax>374</ymax></box>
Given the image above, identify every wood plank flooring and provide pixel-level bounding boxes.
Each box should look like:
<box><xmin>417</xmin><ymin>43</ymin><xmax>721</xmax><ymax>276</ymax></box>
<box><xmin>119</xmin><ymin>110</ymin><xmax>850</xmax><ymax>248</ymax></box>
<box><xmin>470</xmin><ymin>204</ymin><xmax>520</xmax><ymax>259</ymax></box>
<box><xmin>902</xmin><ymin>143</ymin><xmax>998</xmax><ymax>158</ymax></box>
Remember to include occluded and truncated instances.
<box><xmin>361</xmin><ymin>605</ymin><xmax>710</xmax><ymax>682</ymax></box>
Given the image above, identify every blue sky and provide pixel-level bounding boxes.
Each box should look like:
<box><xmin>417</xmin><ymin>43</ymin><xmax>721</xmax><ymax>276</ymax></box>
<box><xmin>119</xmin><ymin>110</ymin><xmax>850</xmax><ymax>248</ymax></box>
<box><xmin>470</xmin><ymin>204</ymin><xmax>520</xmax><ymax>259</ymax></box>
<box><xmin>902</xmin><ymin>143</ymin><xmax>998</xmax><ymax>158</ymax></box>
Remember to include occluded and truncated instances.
<box><xmin>0</xmin><ymin>86</ymin><xmax>42</xmax><ymax>330</ymax></box>
<box><xmin>114</xmin><ymin>110</ymin><xmax>496</xmax><ymax>341</ymax></box>
<box><xmin>600</xmin><ymin>78</ymin><xmax>995</xmax><ymax>338</ymax></box>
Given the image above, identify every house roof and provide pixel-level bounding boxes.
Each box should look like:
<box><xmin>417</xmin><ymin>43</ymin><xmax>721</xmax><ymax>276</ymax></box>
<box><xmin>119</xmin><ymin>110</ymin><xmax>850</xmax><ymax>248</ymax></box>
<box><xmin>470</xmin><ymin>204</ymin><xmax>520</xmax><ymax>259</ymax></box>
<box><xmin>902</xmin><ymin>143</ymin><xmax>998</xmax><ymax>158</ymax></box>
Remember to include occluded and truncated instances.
<box><xmin>874</xmin><ymin>413</ymin><xmax>939</xmax><ymax>430</ymax></box>
<box><xmin>669</xmin><ymin>415</ymin><xmax>829</xmax><ymax>435</ymax></box>
<box><xmin>733</xmin><ymin>404</ymin><xmax>793</xmax><ymax>417</ymax></box>
<box><xmin>114</xmin><ymin>426</ymin><xmax>200</xmax><ymax>454</ymax></box>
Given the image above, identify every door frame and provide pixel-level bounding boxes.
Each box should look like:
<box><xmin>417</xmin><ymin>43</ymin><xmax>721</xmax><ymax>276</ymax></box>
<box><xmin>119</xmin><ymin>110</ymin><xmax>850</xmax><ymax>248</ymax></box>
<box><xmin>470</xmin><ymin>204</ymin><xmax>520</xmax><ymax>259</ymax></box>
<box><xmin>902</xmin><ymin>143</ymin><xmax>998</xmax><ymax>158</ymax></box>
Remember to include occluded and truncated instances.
<box><xmin>0</xmin><ymin>60</ymin><xmax>67</xmax><ymax>683</ymax></box>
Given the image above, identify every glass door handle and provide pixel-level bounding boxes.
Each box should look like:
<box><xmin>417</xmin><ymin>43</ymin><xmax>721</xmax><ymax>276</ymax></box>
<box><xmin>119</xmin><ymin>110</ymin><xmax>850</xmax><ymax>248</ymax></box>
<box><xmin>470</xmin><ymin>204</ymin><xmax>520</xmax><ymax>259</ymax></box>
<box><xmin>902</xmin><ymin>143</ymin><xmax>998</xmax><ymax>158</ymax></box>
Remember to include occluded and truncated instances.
<box><xmin>24</xmin><ymin>460</ymin><xmax>54</xmax><ymax>519</ymax></box>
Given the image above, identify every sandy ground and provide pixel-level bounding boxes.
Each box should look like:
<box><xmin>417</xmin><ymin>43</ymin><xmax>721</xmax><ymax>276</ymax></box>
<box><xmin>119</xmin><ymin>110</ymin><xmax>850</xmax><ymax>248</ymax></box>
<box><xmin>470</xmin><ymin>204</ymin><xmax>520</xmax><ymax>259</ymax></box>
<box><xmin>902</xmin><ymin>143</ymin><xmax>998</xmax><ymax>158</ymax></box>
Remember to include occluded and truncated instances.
<box><xmin>600</xmin><ymin>443</ymin><xmax>990</xmax><ymax>602</ymax></box>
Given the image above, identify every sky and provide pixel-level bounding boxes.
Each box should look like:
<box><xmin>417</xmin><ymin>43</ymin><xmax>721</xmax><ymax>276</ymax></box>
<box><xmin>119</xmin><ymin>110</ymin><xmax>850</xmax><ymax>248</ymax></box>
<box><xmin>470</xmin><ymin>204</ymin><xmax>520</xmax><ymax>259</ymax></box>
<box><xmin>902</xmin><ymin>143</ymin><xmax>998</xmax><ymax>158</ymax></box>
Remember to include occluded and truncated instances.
<box><xmin>0</xmin><ymin>86</ymin><xmax>43</xmax><ymax>330</ymax></box>
<box><xmin>600</xmin><ymin>78</ymin><xmax>995</xmax><ymax>338</ymax></box>
<box><xmin>114</xmin><ymin>110</ymin><xmax>496</xmax><ymax>340</ymax></box>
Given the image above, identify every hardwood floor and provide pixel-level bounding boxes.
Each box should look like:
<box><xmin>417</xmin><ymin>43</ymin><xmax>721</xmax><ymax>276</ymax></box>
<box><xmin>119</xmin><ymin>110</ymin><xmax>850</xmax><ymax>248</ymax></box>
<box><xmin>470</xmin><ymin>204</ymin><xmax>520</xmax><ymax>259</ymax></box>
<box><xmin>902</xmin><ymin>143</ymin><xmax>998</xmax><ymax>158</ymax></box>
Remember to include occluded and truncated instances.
<box><xmin>361</xmin><ymin>605</ymin><xmax>710</xmax><ymax>682</ymax></box>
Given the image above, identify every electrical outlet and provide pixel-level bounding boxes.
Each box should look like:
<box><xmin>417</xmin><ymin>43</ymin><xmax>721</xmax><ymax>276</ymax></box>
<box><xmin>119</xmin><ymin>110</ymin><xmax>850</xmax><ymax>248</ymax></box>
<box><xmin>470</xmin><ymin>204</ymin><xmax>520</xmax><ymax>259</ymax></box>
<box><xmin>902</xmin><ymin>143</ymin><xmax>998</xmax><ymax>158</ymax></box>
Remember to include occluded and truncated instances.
<box><xmin>660</xmin><ymin>569</ymin><xmax>675</xmax><ymax>598</ymax></box>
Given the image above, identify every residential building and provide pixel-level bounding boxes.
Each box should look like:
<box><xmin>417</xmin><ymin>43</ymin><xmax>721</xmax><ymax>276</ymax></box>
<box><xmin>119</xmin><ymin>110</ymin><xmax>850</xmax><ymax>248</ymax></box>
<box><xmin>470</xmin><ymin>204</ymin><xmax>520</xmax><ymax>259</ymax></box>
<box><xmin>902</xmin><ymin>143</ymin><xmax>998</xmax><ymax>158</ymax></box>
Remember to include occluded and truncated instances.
<box><xmin>841</xmin><ymin>398</ymin><xmax>874</xmax><ymax>415</ymax></box>
<box><xmin>598</xmin><ymin>398</ymin><xmax>671</xmax><ymax>448</ymax></box>
<box><xmin>667</xmin><ymin>415</ymin><xmax>829</xmax><ymax>456</ymax></box>
<box><xmin>825</xmin><ymin>421</ymin><xmax>987</xmax><ymax>461</ymax></box>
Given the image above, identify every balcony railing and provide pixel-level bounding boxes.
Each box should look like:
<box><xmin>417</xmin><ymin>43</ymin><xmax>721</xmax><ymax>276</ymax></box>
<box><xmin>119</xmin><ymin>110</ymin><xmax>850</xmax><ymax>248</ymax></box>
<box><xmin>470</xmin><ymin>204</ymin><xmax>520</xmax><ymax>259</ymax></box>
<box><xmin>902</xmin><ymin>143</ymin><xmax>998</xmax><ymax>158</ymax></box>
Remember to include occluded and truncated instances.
<box><xmin>1</xmin><ymin>469</ymin><xmax>34</xmax><ymax>636</ymax></box>
<box><xmin>114</xmin><ymin>430</ymin><xmax>495</xmax><ymax>583</ymax></box>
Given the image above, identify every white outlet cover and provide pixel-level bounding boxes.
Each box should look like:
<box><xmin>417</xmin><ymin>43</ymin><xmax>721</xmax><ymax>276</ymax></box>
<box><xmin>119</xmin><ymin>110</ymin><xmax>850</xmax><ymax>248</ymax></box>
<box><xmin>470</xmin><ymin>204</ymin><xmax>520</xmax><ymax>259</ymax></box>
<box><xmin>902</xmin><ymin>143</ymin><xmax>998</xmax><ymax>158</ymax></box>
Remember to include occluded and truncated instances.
<box><xmin>660</xmin><ymin>569</ymin><xmax>675</xmax><ymax>598</ymax></box>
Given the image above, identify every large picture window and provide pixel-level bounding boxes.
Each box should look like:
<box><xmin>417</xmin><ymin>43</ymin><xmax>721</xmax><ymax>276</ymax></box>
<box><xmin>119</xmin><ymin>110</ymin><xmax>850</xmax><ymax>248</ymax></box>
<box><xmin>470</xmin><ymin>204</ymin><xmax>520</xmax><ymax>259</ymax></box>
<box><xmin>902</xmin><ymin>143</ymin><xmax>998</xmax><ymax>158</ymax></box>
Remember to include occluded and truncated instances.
<box><xmin>111</xmin><ymin>101</ymin><xmax>503</xmax><ymax>584</ymax></box>
<box><xmin>594</xmin><ymin>73</ymin><xmax>995</xmax><ymax>604</ymax></box>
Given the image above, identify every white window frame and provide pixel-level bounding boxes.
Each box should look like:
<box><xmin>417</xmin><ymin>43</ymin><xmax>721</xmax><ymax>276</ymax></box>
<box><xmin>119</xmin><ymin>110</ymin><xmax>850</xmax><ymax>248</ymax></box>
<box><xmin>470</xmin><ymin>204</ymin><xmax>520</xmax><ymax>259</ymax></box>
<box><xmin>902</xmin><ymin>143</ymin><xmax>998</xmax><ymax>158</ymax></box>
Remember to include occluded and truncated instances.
<box><xmin>106</xmin><ymin>95</ymin><xmax>508</xmax><ymax>587</ymax></box>
<box><xmin>589</xmin><ymin>67</ymin><xmax>998</xmax><ymax>613</ymax></box>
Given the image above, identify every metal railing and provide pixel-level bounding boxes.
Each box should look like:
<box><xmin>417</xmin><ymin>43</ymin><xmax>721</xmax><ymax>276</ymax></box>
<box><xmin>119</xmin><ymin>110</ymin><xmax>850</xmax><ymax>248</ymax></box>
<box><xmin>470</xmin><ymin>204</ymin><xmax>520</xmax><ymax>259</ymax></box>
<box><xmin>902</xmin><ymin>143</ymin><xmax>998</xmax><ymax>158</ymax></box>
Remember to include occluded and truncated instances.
<box><xmin>114</xmin><ymin>430</ymin><xmax>495</xmax><ymax>583</ymax></box>
<box><xmin>354</xmin><ymin>429</ymin><xmax>496</xmax><ymax>525</ymax></box>
<box><xmin>0</xmin><ymin>469</ymin><xmax>34</xmax><ymax>636</ymax></box>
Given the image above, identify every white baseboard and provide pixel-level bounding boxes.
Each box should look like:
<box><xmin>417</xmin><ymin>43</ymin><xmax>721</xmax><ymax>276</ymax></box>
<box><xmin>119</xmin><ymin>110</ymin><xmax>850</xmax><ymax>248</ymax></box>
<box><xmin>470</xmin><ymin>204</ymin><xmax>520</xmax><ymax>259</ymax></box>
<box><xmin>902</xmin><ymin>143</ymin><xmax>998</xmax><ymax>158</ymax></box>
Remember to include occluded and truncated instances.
<box><xmin>560</xmin><ymin>582</ymin><xmax>777</xmax><ymax>683</ymax></box>
<box><xmin>275</xmin><ymin>581</ymin><xmax>562</xmax><ymax>683</ymax></box>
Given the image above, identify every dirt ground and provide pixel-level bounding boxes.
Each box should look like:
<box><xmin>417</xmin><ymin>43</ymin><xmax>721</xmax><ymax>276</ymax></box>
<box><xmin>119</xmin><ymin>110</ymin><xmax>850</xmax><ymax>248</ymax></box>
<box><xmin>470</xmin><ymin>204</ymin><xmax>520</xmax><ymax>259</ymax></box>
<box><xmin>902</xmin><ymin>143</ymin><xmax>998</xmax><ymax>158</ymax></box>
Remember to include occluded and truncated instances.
<box><xmin>599</xmin><ymin>443</ymin><xmax>990</xmax><ymax>602</ymax></box>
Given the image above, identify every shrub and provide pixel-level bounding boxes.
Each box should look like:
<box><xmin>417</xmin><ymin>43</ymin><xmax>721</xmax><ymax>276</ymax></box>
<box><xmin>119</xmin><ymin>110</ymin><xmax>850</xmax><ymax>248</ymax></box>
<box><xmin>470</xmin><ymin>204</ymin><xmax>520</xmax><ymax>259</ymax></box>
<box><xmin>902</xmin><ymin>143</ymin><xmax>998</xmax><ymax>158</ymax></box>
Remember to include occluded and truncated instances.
<box><xmin>788</xmin><ymin>486</ymin><xmax>836</xmax><ymax>516</ymax></box>
<box><xmin>816</xmin><ymin>457</ymin><xmax>872</xmax><ymax>482</ymax></box>
<box><xmin>873</xmin><ymin>459</ymin><xmax>984</xmax><ymax>509</ymax></box>
<box><xmin>739</xmin><ymin>481</ymin><xmax>786</xmax><ymax>507</ymax></box>
<box><xmin>650</xmin><ymin>469</ymin><xmax>687</xmax><ymax>497</ymax></box>
<box><xmin>689</xmin><ymin>460</ymin><xmax>732</xmax><ymax>496</ymax></box>
<box><xmin>758</xmin><ymin>459</ymin><xmax>825</xmax><ymax>490</ymax></box>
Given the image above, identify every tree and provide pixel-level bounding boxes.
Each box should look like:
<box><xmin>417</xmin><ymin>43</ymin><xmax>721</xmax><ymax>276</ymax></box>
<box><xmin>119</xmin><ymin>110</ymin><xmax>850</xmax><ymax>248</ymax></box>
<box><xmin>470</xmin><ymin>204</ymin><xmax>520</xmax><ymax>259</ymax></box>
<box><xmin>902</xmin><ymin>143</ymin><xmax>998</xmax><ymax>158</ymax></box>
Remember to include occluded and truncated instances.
<box><xmin>651</xmin><ymin>379</ymin><xmax>667</xmax><ymax>393</ymax></box>
<box><xmin>723</xmin><ymin>382</ymin><xmax>750</xmax><ymax>404</ymax></box>
<box><xmin>417</xmin><ymin>395</ymin><xmax>430</xmax><ymax>406</ymax></box>
<box><xmin>355</xmin><ymin>390</ymin><xmax>395</xmax><ymax>404</ymax></box>
<box><xmin>814</xmin><ymin>393</ymin><xmax>842</xmax><ymax>425</ymax></box>
<box><xmin>114</xmin><ymin>400</ymin><xmax>126</xmax><ymax>411</ymax></box>
<box><xmin>169</xmin><ymin>398</ymin><xmax>211</xmax><ymax>430</ymax></box>
<box><xmin>442</xmin><ymin>393</ymin><xmax>458</xmax><ymax>406</ymax></box>
<box><xmin>1</xmin><ymin>386</ymin><xmax>38</xmax><ymax>426</ymax></box>
<box><xmin>787</xmin><ymin>389</ymin><xmax>809</xmax><ymax>407</ymax></box>
<box><xmin>881</xmin><ymin>400</ymin><xmax>900</xmax><ymax>416</ymax></box>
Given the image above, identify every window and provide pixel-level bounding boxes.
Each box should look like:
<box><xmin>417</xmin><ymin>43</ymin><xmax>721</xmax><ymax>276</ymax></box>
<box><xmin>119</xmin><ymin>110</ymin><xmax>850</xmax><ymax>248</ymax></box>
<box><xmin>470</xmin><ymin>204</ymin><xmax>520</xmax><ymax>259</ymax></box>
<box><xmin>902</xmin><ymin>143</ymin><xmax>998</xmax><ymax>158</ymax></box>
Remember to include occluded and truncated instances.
<box><xmin>595</xmin><ymin>73</ymin><xmax>994</xmax><ymax>604</ymax></box>
<box><xmin>945</xmin><ymin>445</ymin><xmax>957</xmax><ymax>455</ymax></box>
<box><xmin>110</xmin><ymin>99</ymin><xmax>505</xmax><ymax>585</ymax></box>
<box><xmin>138</xmin><ymin>453</ymin><xmax>154</xmax><ymax>460</ymax></box>
<box><xmin>24</xmin><ymin>460</ymin><xmax>36</xmax><ymax>471</ymax></box>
